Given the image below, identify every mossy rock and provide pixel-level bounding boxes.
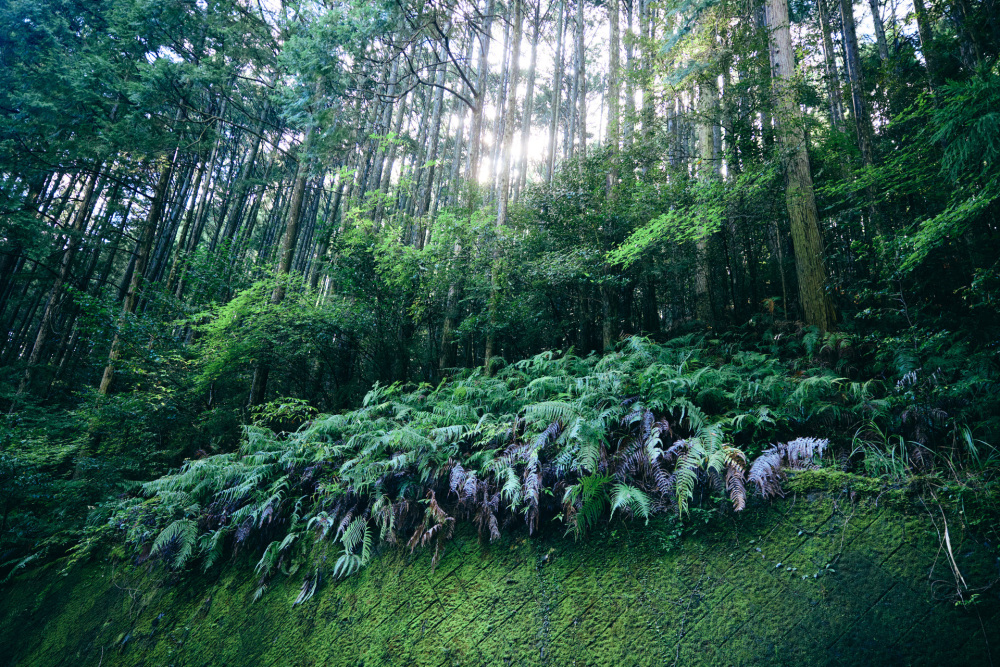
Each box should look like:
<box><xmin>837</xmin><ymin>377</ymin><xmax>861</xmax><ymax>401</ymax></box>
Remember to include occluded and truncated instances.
<box><xmin>2</xmin><ymin>484</ymin><xmax>998</xmax><ymax>666</ymax></box>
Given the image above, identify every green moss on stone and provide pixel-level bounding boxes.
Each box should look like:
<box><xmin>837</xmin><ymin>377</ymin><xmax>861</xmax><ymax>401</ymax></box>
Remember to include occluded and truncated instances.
<box><xmin>2</xmin><ymin>485</ymin><xmax>998</xmax><ymax>666</ymax></box>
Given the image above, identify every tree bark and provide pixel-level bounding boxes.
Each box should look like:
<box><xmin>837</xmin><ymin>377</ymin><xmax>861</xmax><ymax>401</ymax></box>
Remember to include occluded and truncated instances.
<box><xmin>623</xmin><ymin>0</ymin><xmax>636</xmax><ymax>145</ymax></box>
<box><xmin>418</xmin><ymin>55</ymin><xmax>447</xmax><ymax>217</ymax></box>
<box><xmin>607</xmin><ymin>0</ymin><xmax>621</xmax><ymax>190</ymax></box>
<box><xmin>766</xmin><ymin>0</ymin><xmax>835</xmax><ymax>331</ymax></box>
<box><xmin>575</xmin><ymin>0</ymin><xmax>587</xmax><ymax>158</ymax></box>
<box><xmin>694</xmin><ymin>20</ymin><xmax>719</xmax><ymax>324</ymax></box>
<box><xmin>912</xmin><ymin>0</ymin><xmax>942</xmax><ymax>89</ymax></box>
<box><xmin>465</xmin><ymin>0</ymin><xmax>496</xmax><ymax>204</ymax></box>
<box><xmin>840</xmin><ymin>0</ymin><xmax>875</xmax><ymax>168</ymax></box>
<box><xmin>248</xmin><ymin>126</ymin><xmax>314</xmax><ymax>407</ymax></box>
<box><xmin>840</xmin><ymin>0</ymin><xmax>884</xmax><ymax>235</ymax></box>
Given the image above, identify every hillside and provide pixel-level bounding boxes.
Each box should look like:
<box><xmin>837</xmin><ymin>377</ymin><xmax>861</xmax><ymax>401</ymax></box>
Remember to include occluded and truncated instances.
<box><xmin>3</xmin><ymin>0</ymin><xmax>1000</xmax><ymax>664</ymax></box>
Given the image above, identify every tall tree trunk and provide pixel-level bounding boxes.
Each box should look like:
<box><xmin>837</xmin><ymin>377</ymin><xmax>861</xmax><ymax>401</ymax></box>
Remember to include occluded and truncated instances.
<box><xmin>575</xmin><ymin>0</ymin><xmax>587</xmax><ymax>158</ymax></box>
<box><xmin>623</xmin><ymin>0</ymin><xmax>636</xmax><ymax>145</ymax></box>
<box><xmin>19</xmin><ymin>166</ymin><xmax>100</xmax><ymax>393</ymax></box>
<box><xmin>376</xmin><ymin>95</ymin><xmax>407</xmax><ymax>225</ymax></box>
<box><xmin>695</xmin><ymin>80</ymin><xmax>719</xmax><ymax>323</ymax></box>
<box><xmin>222</xmin><ymin>116</ymin><xmax>267</xmax><ymax>243</ymax></box>
<box><xmin>490</xmin><ymin>16</ymin><xmax>514</xmax><ymax>199</ymax></box>
<box><xmin>567</xmin><ymin>11</ymin><xmax>579</xmax><ymax>160</ymax></box>
<box><xmin>818</xmin><ymin>0</ymin><xmax>846</xmax><ymax>131</ymax></box>
<box><xmin>607</xmin><ymin>0</ymin><xmax>621</xmax><ymax>190</ymax></box>
<box><xmin>840</xmin><ymin>0</ymin><xmax>875</xmax><ymax>168</ymax></box>
<box><xmin>439</xmin><ymin>82</ymin><xmax>473</xmax><ymax>368</ymax></box>
<box><xmin>485</xmin><ymin>0</ymin><xmax>523</xmax><ymax>372</ymax></box>
<box><xmin>868</xmin><ymin>0</ymin><xmax>890</xmax><ymax>62</ymax></box>
<box><xmin>641</xmin><ymin>0</ymin><xmax>656</xmax><ymax>141</ymax></box>
<box><xmin>546</xmin><ymin>0</ymin><xmax>566</xmax><ymax>183</ymax></box>
<box><xmin>418</xmin><ymin>56</ymin><xmax>447</xmax><ymax>217</ymax></box>
<box><xmin>950</xmin><ymin>0</ymin><xmax>980</xmax><ymax>69</ymax></box>
<box><xmin>912</xmin><ymin>0</ymin><xmax>942</xmax><ymax>89</ymax></box>
<box><xmin>514</xmin><ymin>1</ymin><xmax>541</xmax><ymax>202</ymax></box>
<box><xmin>148</xmin><ymin>162</ymin><xmax>194</xmax><ymax>285</ymax></box>
<box><xmin>248</xmin><ymin>126</ymin><xmax>314</xmax><ymax>407</ymax></box>
<box><xmin>308</xmin><ymin>177</ymin><xmax>345</xmax><ymax>290</ymax></box>
<box><xmin>766</xmin><ymin>0</ymin><xmax>835</xmax><ymax>331</ymax></box>
<box><xmin>166</xmin><ymin>155</ymin><xmax>208</xmax><ymax>295</ymax></box>
<box><xmin>465</xmin><ymin>0</ymin><xmax>496</xmax><ymax>203</ymax></box>
<box><xmin>99</xmin><ymin>157</ymin><xmax>175</xmax><ymax>395</ymax></box>
<box><xmin>840</xmin><ymin>0</ymin><xmax>883</xmax><ymax>235</ymax></box>
<box><xmin>0</xmin><ymin>173</ymin><xmax>45</xmax><ymax>319</ymax></box>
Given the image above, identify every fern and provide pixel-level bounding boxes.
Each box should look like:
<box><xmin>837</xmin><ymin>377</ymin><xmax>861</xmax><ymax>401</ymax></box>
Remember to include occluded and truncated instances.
<box><xmin>151</xmin><ymin>519</ymin><xmax>198</xmax><ymax>569</ymax></box>
<box><xmin>564</xmin><ymin>473</ymin><xmax>611</xmax><ymax>537</ymax></box>
<box><xmin>749</xmin><ymin>438</ymin><xmax>829</xmax><ymax>499</ymax></box>
<box><xmin>109</xmin><ymin>335</ymin><xmax>848</xmax><ymax>588</ymax></box>
<box><xmin>609</xmin><ymin>483</ymin><xmax>652</xmax><ymax>523</ymax></box>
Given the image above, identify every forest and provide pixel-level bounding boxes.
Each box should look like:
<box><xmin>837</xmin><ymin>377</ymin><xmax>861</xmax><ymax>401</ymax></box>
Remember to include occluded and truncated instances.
<box><xmin>1</xmin><ymin>0</ymin><xmax>999</xmax><ymax>660</ymax></box>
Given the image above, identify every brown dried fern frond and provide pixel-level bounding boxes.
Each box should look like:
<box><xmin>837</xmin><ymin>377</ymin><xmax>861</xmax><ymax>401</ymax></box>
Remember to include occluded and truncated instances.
<box><xmin>783</xmin><ymin>437</ymin><xmax>828</xmax><ymax>469</ymax></box>
<box><xmin>748</xmin><ymin>437</ymin><xmax>829</xmax><ymax>499</ymax></box>
<box><xmin>724</xmin><ymin>447</ymin><xmax>747</xmax><ymax>511</ymax></box>
<box><xmin>406</xmin><ymin>491</ymin><xmax>455</xmax><ymax>569</ymax></box>
<box><xmin>748</xmin><ymin>448</ymin><xmax>784</xmax><ymax>498</ymax></box>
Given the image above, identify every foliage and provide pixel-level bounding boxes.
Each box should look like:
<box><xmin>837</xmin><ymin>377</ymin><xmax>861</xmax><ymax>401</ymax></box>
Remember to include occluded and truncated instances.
<box><xmin>2</xmin><ymin>0</ymin><xmax>1000</xmax><ymax>596</ymax></box>
<box><xmin>98</xmin><ymin>335</ymin><xmax>877</xmax><ymax>586</ymax></box>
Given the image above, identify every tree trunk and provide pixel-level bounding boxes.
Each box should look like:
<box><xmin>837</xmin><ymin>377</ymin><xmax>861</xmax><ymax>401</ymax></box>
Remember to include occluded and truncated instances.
<box><xmin>308</xmin><ymin>177</ymin><xmax>346</xmax><ymax>290</ymax></box>
<box><xmin>575</xmin><ymin>0</ymin><xmax>587</xmax><ymax>158</ymax></box>
<box><xmin>818</xmin><ymin>0</ymin><xmax>846</xmax><ymax>131</ymax></box>
<box><xmin>99</xmin><ymin>158</ymin><xmax>174</xmax><ymax>395</ymax></box>
<box><xmin>485</xmin><ymin>0</ymin><xmax>523</xmax><ymax>373</ymax></box>
<box><xmin>695</xmin><ymin>88</ymin><xmax>718</xmax><ymax>323</ymax></box>
<box><xmin>167</xmin><ymin>155</ymin><xmax>208</xmax><ymax>295</ymax></box>
<box><xmin>495</xmin><ymin>0</ymin><xmax>523</xmax><ymax>233</ymax></box>
<box><xmin>841</xmin><ymin>0</ymin><xmax>885</xmax><ymax>236</ymax></box>
<box><xmin>912</xmin><ymin>0</ymin><xmax>942</xmax><ymax>89</ymax></box>
<box><xmin>19</xmin><ymin>166</ymin><xmax>100</xmax><ymax>393</ymax></box>
<box><xmin>546</xmin><ymin>0</ymin><xmax>566</xmax><ymax>183</ymax></box>
<box><xmin>607</xmin><ymin>0</ymin><xmax>621</xmax><ymax>191</ymax></box>
<box><xmin>222</xmin><ymin>116</ymin><xmax>267</xmax><ymax>242</ymax></box>
<box><xmin>490</xmin><ymin>16</ymin><xmax>514</xmax><ymax>200</ymax></box>
<box><xmin>623</xmin><ymin>0</ymin><xmax>636</xmax><ymax>145</ymax></box>
<box><xmin>465</xmin><ymin>0</ymin><xmax>496</xmax><ymax>203</ymax></box>
<box><xmin>840</xmin><ymin>0</ymin><xmax>875</xmax><ymax>168</ymax></box>
<box><xmin>766</xmin><ymin>0</ymin><xmax>835</xmax><ymax>331</ymax></box>
<box><xmin>248</xmin><ymin>126</ymin><xmax>314</xmax><ymax>406</ymax></box>
<box><xmin>376</xmin><ymin>95</ymin><xmax>407</xmax><ymax>225</ymax></box>
<box><xmin>515</xmin><ymin>1</ymin><xmax>541</xmax><ymax>202</ymax></box>
<box><xmin>418</xmin><ymin>56</ymin><xmax>447</xmax><ymax>217</ymax></box>
<box><xmin>868</xmin><ymin>0</ymin><xmax>890</xmax><ymax>62</ymax></box>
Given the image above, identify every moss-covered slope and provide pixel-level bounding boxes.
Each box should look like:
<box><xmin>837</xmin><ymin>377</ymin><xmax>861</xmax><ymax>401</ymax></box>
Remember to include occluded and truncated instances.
<box><xmin>2</xmin><ymin>480</ymin><xmax>998</xmax><ymax>666</ymax></box>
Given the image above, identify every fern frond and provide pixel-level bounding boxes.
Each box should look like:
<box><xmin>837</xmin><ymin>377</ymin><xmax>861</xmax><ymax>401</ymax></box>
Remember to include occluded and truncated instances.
<box><xmin>609</xmin><ymin>483</ymin><xmax>651</xmax><ymax>523</ymax></box>
<box><xmin>152</xmin><ymin>519</ymin><xmax>198</xmax><ymax>569</ymax></box>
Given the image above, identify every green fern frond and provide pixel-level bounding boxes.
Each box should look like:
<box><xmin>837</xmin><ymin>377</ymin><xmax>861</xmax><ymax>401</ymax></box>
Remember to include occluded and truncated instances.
<box><xmin>151</xmin><ymin>519</ymin><xmax>198</xmax><ymax>569</ymax></box>
<box><xmin>609</xmin><ymin>483</ymin><xmax>651</xmax><ymax>523</ymax></box>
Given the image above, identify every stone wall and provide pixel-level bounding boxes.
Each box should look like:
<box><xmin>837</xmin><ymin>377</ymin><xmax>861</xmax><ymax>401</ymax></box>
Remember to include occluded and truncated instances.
<box><xmin>2</xmin><ymin>474</ymin><xmax>997</xmax><ymax>666</ymax></box>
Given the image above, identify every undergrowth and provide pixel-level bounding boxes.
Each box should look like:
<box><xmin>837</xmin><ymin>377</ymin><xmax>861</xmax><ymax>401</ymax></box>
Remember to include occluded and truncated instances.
<box><xmin>71</xmin><ymin>334</ymin><xmax>901</xmax><ymax>595</ymax></box>
<box><xmin>19</xmin><ymin>329</ymin><xmax>997</xmax><ymax>601</ymax></box>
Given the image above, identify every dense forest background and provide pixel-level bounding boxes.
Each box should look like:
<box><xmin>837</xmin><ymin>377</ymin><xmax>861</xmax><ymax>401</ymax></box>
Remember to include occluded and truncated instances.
<box><xmin>1</xmin><ymin>0</ymin><xmax>999</xmax><ymax>581</ymax></box>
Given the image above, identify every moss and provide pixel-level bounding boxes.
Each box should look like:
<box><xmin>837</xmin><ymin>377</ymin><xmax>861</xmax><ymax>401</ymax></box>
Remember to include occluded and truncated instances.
<box><xmin>786</xmin><ymin>468</ymin><xmax>885</xmax><ymax>495</ymax></box>
<box><xmin>2</xmin><ymin>487</ymin><xmax>999</xmax><ymax>667</ymax></box>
